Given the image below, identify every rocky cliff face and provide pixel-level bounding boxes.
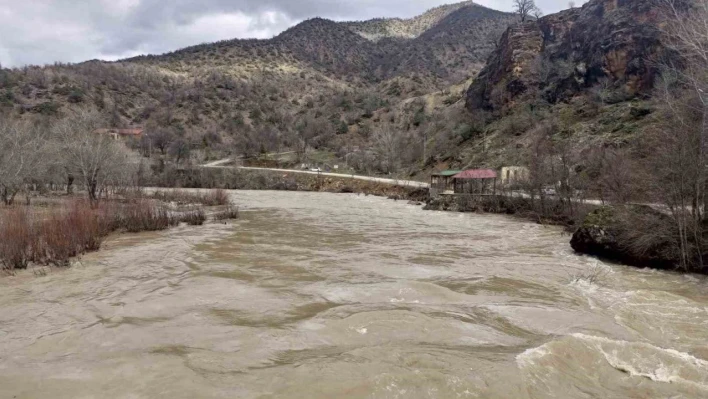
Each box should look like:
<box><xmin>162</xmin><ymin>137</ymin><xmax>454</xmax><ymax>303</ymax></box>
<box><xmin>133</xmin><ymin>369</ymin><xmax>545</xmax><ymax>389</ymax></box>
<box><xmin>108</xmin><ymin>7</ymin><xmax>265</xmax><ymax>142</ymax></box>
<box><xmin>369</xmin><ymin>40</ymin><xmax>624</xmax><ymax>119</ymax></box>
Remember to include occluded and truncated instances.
<box><xmin>466</xmin><ymin>0</ymin><xmax>667</xmax><ymax>112</ymax></box>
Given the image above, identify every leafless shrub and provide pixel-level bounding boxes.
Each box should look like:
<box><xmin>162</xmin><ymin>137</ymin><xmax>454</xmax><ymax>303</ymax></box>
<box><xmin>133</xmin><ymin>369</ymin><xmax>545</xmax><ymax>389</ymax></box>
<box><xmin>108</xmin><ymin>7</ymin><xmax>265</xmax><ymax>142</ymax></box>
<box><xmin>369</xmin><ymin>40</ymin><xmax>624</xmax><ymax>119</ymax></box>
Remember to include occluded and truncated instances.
<box><xmin>208</xmin><ymin>189</ymin><xmax>230</xmax><ymax>206</ymax></box>
<box><xmin>1</xmin><ymin>200</ymin><xmax>111</xmax><ymax>269</ymax></box>
<box><xmin>0</xmin><ymin>208</ymin><xmax>35</xmax><ymax>270</ymax></box>
<box><xmin>36</xmin><ymin>201</ymin><xmax>106</xmax><ymax>266</ymax></box>
<box><xmin>150</xmin><ymin>189</ymin><xmax>230</xmax><ymax>206</ymax></box>
<box><xmin>614</xmin><ymin>206</ymin><xmax>680</xmax><ymax>263</ymax></box>
<box><xmin>212</xmin><ymin>205</ymin><xmax>240</xmax><ymax>221</ymax></box>
<box><xmin>119</xmin><ymin>201</ymin><xmax>177</xmax><ymax>233</ymax></box>
<box><xmin>179</xmin><ymin>208</ymin><xmax>206</xmax><ymax>226</ymax></box>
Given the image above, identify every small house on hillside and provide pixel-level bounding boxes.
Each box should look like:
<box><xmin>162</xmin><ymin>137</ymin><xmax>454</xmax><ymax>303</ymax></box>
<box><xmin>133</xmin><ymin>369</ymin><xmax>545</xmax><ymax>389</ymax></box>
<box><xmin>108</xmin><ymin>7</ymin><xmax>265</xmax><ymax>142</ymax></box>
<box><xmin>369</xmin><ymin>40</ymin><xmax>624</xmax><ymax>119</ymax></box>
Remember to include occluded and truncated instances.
<box><xmin>430</xmin><ymin>170</ymin><xmax>461</xmax><ymax>196</ymax></box>
<box><xmin>501</xmin><ymin>166</ymin><xmax>529</xmax><ymax>186</ymax></box>
<box><xmin>452</xmin><ymin>169</ymin><xmax>498</xmax><ymax>195</ymax></box>
<box><xmin>95</xmin><ymin>127</ymin><xmax>144</xmax><ymax>140</ymax></box>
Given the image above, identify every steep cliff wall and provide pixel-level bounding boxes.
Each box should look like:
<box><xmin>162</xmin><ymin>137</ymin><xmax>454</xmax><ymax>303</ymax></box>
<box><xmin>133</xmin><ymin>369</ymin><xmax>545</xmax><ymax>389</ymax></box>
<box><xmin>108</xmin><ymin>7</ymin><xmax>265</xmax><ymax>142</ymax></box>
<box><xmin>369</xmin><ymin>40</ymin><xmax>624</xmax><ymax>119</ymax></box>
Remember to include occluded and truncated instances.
<box><xmin>466</xmin><ymin>0</ymin><xmax>667</xmax><ymax>112</ymax></box>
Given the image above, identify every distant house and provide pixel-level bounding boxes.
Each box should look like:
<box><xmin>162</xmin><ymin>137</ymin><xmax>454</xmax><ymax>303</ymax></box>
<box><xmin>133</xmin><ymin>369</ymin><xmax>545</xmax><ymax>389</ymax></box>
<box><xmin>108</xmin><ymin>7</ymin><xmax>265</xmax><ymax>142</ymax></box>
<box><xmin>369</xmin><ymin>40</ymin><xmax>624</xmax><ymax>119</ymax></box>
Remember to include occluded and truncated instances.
<box><xmin>452</xmin><ymin>169</ymin><xmax>498</xmax><ymax>195</ymax></box>
<box><xmin>95</xmin><ymin>127</ymin><xmax>144</xmax><ymax>140</ymax></box>
<box><xmin>430</xmin><ymin>170</ymin><xmax>461</xmax><ymax>196</ymax></box>
<box><xmin>501</xmin><ymin>166</ymin><xmax>529</xmax><ymax>186</ymax></box>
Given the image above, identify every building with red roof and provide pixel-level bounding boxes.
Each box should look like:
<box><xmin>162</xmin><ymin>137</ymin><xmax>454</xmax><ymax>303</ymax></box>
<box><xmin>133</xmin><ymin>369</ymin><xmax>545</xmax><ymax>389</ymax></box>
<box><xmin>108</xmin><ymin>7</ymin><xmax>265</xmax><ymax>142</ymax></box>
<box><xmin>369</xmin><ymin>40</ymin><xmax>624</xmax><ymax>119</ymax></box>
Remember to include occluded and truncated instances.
<box><xmin>451</xmin><ymin>169</ymin><xmax>498</xmax><ymax>195</ymax></box>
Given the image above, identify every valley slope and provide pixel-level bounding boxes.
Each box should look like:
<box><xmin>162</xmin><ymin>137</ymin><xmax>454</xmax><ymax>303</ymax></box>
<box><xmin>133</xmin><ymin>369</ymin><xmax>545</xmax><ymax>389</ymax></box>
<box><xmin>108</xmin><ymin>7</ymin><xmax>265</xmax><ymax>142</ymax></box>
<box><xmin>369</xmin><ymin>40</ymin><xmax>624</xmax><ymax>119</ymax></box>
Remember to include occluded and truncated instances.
<box><xmin>0</xmin><ymin>1</ymin><xmax>515</xmax><ymax>176</ymax></box>
<box><xmin>0</xmin><ymin>0</ymin><xmax>672</xmax><ymax>181</ymax></box>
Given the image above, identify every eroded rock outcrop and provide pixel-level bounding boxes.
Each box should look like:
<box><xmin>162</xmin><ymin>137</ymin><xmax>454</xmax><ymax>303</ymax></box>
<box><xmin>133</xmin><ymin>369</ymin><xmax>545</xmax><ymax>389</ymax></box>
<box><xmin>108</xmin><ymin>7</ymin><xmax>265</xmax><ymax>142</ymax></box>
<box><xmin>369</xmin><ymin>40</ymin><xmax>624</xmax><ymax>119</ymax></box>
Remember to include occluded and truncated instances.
<box><xmin>466</xmin><ymin>0</ymin><xmax>667</xmax><ymax>112</ymax></box>
<box><xmin>570</xmin><ymin>206</ymin><xmax>679</xmax><ymax>270</ymax></box>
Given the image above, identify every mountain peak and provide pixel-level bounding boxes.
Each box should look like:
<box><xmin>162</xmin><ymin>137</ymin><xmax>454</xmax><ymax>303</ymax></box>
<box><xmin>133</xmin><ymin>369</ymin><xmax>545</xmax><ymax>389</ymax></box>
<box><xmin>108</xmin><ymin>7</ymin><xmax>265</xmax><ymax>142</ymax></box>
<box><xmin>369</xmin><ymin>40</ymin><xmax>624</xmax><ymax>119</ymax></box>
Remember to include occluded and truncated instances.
<box><xmin>343</xmin><ymin>1</ymin><xmax>511</xmax><ymax>42</ymax></box>
<box><xmin>275</xmin><ymin>17</ymin><xmax>341</xmax><ymax>40</ymax></box>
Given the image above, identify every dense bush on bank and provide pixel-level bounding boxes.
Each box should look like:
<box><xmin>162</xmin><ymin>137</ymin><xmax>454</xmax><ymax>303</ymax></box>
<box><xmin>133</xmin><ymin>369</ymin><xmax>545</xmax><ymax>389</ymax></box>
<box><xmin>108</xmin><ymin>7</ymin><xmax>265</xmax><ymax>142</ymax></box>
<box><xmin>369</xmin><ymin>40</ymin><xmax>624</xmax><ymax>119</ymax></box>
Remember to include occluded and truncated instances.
<box><xmin>424</xmin><ymin>195</ymin><xmax>595</xmax><ymax>228</ymax></box>
<box><xmin>0</xmin><ymin>195</ymin><xmax>239</xmax><ymax>272</ymax></box>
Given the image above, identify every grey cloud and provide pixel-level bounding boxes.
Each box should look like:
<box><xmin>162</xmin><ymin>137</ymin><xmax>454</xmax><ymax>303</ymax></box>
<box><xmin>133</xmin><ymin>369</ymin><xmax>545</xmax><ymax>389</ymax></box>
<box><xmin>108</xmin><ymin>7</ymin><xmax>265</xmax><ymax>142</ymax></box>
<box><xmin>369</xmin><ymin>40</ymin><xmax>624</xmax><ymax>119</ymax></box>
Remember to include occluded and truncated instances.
<box><xmin>0</xmin><ymin>0</ymin><xmax>587</xmax><ymax>67</ymax></box>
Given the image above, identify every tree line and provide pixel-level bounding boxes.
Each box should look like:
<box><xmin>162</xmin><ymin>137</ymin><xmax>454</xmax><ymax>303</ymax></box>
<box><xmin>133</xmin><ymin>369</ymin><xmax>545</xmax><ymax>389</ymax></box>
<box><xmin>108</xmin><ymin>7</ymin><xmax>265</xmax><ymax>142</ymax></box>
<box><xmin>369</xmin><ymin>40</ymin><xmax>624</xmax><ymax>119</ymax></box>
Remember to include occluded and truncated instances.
<box><xmin>0</xmin><ymin>108</ymin><xmax>138</xmax><ymax>205</ymax></box>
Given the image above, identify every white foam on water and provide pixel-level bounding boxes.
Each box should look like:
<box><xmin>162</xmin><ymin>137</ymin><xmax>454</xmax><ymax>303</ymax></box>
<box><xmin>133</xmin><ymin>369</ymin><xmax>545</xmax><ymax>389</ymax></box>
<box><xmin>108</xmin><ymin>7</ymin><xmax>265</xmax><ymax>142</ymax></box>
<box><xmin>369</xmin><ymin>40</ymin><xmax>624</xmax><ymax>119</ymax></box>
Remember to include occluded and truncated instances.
<box><xmin>515</xmin><ymin>343</ymin><xmax>552</xmax><ymax>368</ymax></box>
<box><xmin>569</xmin><ymin>278</ymin><xmax>632</xmax><ymax>311</ymax></box>
<box><xmin>573</xmin><ymin>333</ymin><xmax>708</xmax><ymax>391</ymax></box>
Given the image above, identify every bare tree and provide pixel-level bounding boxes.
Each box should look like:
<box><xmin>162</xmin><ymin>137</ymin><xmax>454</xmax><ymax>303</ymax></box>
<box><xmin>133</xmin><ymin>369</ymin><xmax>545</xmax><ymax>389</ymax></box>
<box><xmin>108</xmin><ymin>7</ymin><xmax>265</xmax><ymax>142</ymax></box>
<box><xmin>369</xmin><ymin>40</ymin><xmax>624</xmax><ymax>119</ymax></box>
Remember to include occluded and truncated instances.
<box><xmin>644</xmin><ymin>74</ymin><xmax>706</xmax><ymax>270</ymax></box>
<box><xmin>634</xmin><ymin>0</ymin><xmax>708</xmax><ymax>270</ymax></box>
<box><xmin>0</xmin><ymin>118</ymin><xmax>50</xmax><ymax>205</ymax></box>
<box><xmin>590</xmin><ymin>77</ymin><xmax>614</xmax><ymax>105</ymax></box>
<box><xmin>148</xmin><ymin>129</ymin><xmax>174</xmax><ymax>156</ymax></box>
<box><xmin>524</xmin><ymin>119</ymin><xmax>586</xmax><ymax>218</ymax></box>
<box><xmin>595</xmin><ymin>148</ymin><xmax>642</xmax><ymax>204</ymax></box>
<box><xmin>53</xmin><ymin>109</ymin><xmax>137</xmax><ymax>203</ymax></box>
<box><xmin>532</xmin><ymin>7</ymin><xmax>544</xmax><ymax>19</ymax></box>
<box><xmin>169</xmin><ymin>138</ymin><xmax>191</xmax><ymax>165</ymax></box>
<box><xmin>525</xmin><ymin>122</ymin><xmax>554</xmax><ymax>215</ymax></box>
<box><xmin>372</xmin><ymin>129</ymin><xmax>401</xmax><ymax>174</ymax></box>
<box><xmin>513</xmin><ymin>0</ymin><xmax>541</xmax><ymax>22</ymax></box>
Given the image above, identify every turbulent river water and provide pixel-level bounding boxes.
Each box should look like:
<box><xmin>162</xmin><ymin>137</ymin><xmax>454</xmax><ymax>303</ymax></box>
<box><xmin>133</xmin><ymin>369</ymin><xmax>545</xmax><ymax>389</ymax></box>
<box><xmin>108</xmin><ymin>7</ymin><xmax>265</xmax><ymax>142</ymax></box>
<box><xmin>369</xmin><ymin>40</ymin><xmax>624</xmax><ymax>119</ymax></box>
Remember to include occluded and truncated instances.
<box><xmin>2</xmin><ymin>191</ymin><xmax>708</xmax><ymax>398</ymax></box>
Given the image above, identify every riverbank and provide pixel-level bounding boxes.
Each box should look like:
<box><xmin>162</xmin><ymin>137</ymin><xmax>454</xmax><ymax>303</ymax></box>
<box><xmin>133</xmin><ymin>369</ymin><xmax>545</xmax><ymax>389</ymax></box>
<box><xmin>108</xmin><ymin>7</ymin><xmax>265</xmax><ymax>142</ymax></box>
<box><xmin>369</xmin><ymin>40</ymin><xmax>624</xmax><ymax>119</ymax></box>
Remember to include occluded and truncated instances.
<box><xmin>423</xmin><ymin>192</ymin><xmax>597</xmax><ymax>229</ymax></box>
<box><xmin>148</xmin><ymin>167</ymin><xmax>430</xmax><ymax>202</ymax></box>
<box><xmin>421</xmin><ymin>192</ymin><xmax>705</xmax><ymax>274</ymax></box>
<box><xmin>0</xmin><ymin>190</ymin><xmax>239</xmax><ymax>274</ymax></box>
<box><xmin>149</xmin><ymin>169</ymin><xmax>698</xmax><ymax>274</ymax></box>
<box><xmin>570</xmin><ymin>205</ymin><xmax>701</xmax><ymax>273</ymax></box>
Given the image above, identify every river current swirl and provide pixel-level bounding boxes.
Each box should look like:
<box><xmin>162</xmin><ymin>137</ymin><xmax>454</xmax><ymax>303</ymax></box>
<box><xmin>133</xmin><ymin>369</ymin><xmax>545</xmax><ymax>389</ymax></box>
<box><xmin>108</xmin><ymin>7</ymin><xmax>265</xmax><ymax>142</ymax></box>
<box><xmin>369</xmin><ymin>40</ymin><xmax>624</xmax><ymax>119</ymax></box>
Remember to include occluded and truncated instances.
<box><xmin>1</xmin><ymin>191</ymin><xmax>707</xmax><ymax>398</ymax></box>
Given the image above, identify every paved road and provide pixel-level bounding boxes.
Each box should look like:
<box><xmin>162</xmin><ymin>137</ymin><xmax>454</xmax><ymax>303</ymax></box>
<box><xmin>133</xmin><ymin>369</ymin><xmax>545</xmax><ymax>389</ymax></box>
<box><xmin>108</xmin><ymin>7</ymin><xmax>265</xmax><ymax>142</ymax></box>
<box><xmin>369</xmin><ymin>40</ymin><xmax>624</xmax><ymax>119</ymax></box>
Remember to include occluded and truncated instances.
<box><xmin>201</xmin><ymin>160</ymin><xmax>430</xmax><ymax>189</ymax></box>
<box><xmin>200</xmin><ymin>160</ymin><xmax>644</xmax><ymax>207</ymax></box>
<box><xmin>202</xmin><ymin>158</ymin><xmax>235</xmax><ymax>168</ymax></box>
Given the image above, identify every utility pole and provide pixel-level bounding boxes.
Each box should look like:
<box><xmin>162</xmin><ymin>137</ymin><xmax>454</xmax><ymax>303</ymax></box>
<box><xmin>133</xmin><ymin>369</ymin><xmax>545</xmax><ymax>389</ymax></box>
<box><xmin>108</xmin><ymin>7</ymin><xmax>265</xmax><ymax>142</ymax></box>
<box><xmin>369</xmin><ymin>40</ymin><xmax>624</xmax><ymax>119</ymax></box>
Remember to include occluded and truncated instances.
<box><xmin>422</xmin><ymin>131</ymin><xmax>428</xmax><ymax>167</ymax></box>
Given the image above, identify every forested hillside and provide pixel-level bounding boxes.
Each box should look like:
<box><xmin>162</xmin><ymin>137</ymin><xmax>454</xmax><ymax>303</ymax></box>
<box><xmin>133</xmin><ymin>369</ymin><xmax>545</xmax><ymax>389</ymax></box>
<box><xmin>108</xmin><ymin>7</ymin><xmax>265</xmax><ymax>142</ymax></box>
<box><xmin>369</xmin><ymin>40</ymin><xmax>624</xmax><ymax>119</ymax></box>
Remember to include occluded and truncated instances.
<box><xmin>0</xmin><ymin>1</ymin><xmax>514</xmax><ymax>176</ymax></box>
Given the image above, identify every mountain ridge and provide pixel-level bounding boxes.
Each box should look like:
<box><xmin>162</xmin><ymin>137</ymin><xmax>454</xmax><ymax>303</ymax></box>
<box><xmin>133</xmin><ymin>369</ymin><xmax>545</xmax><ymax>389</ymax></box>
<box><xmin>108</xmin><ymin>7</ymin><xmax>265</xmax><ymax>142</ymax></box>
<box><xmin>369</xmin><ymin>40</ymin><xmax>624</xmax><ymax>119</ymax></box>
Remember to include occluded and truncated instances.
<box><xmin>343</xmin><ymin>1</ymin><xmax>482</xmax><ymax>41</ymax></box>
<box><xmin>0</xmin><ymin>1</ymin><xmax>517</xmax><ymax>178</ymax></box>
<box><xmin>122</xmin><ymin>2</ymin><xmax>515</xmax><ymax>85</ymax></box>
<box><xmin>0</xmin><ymin>0</ymin><xmax>677</xmax><ymax>186</ymax></box>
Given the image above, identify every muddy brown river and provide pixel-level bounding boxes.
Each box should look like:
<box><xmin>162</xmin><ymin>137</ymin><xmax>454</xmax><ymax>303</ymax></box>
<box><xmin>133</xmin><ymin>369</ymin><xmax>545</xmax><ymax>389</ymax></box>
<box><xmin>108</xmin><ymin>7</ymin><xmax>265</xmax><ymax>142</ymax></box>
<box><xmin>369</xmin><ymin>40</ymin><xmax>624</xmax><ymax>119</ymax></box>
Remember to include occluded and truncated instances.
<box><xmin>2</xmin><ymin>191</ymin><xmax>708</xmax><ymax>398</ymax></box>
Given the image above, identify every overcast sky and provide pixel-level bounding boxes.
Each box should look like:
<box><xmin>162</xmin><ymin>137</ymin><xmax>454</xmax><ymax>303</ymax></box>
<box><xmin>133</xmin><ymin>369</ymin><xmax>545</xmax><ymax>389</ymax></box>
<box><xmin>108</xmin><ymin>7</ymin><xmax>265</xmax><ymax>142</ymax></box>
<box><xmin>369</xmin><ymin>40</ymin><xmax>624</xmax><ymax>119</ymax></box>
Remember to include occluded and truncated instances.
<box><xmin>0</xmin><ymin>0</ymin><xmax>586</xmax><ymax>68</ymax></box>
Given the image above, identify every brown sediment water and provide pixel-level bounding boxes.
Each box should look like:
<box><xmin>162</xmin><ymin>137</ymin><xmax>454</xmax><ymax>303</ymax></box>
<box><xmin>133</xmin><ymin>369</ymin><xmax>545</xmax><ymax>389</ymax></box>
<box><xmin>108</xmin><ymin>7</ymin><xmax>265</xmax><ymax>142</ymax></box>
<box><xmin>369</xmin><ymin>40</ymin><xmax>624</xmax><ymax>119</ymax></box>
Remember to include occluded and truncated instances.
<box><xmin>1</xmin><ymin>190</ymin><xmax>708</xmax><ymax>398</ymax></box>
